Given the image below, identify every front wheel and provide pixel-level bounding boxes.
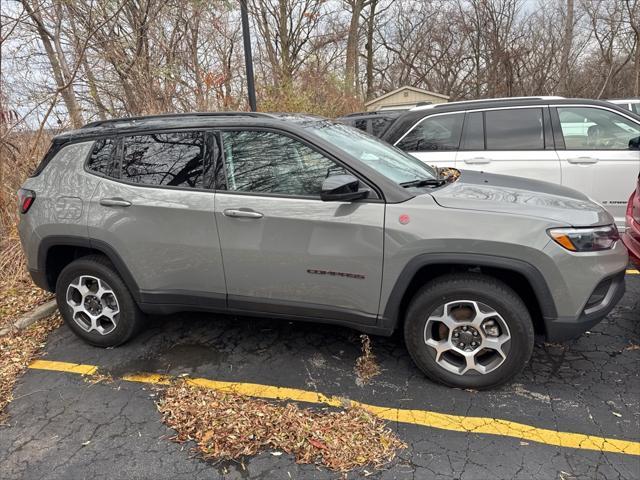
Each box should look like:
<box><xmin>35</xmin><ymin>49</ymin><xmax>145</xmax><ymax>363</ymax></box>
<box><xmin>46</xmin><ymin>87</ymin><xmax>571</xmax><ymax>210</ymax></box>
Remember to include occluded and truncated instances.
<box><xmin>403</xmin><ymin>273</ymin><xmax>534</xmax><ymax>390</ymax></box>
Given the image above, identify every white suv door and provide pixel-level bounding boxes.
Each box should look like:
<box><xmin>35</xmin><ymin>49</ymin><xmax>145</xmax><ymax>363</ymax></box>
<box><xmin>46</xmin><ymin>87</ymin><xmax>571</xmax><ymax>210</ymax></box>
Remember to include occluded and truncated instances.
<box><xmin>553</xmin><ymin>105</ymin><xmax>640</xmax><ymax>227</ymax></box>
<box><xmin>455</xmin><ymin>107</ymin><xmax>561</xmax><ymax>184</ymax></box>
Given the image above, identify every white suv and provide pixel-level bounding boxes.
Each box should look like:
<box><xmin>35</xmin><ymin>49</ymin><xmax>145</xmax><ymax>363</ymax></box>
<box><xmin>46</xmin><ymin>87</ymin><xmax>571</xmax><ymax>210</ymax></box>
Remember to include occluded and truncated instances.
<box><xmin>380</xmin><ymin>97</ymin><xmax>640</xmax><ymax>228</ymax></box>
<box><xmin>608</xmin><ymin>98</ymin><xmax>640</xmax><ymax>116</ymax></box>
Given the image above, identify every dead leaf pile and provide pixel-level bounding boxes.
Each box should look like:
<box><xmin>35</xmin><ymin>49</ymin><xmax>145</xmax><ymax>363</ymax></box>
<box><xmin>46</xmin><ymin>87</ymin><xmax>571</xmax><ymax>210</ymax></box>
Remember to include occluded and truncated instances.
<box><xmin>0</xmin><ymin>313</ymin><xmax>62</xmax><ymax>420</ymax></box>
<box><xmin>158</xmin><ymin>381</ymin><xmax>405</xmax><ymax>472</ymax></box>
<box><xmin>355</xmin><ymin>334</ymin><xmax>381</xmax><ymax>384</ymax></box>
<box><xmin>0</xmin><ymin>277</ymin><xmax>53</xmax><ymax>330</ymax></box>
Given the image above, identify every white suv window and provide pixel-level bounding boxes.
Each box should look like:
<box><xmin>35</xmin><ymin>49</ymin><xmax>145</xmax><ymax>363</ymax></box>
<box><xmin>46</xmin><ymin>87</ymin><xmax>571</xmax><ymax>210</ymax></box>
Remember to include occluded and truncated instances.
<box><xmin>396</xmin><ymin>113</ymin><xmax>464</xmax><ymax>152</ymax></box>
<box><xmin>557</xmin><ymin>107</ymin><xmax>640</xmax><ymax>150</ymax></box>
<box><xmin>484</xmin><ymin>108</ymin><xmax>544</xmax><ymax>150</ymax></box>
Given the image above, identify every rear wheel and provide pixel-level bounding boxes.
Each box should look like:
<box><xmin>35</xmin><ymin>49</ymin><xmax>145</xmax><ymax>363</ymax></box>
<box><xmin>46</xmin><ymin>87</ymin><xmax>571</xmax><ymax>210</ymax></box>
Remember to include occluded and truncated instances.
<box><xmin>56</xmin><ymin>255</ymin><xmax>144</xmax><ymax>347</ymax></box>
<box><xmin>403</xmin><ymin>273</ymin><xmax>534</xmax><ymax>389</ymax></box>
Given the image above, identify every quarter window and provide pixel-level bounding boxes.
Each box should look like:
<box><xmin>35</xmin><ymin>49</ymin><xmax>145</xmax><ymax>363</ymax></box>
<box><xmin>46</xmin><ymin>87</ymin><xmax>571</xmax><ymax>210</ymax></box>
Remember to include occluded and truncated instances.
<box><xmin>485</xmin><ymin>108</ymin><xmax>544</xmax><ymax>150</ymax></box>
<box><xmin>221</xmin><ymin>131</ymin><xmax>345</xmax><ymax>196</ymax></box>
<box><xmin>396</xmin><ymin>113</ymin><xmax>464</xmax><ymax>151</ymax></box>
<box><xmin>88</xmin><ymin>138</ymin><xmax>117</xmax><ymax>177</ymax></box>
<box><xmin>557</xmin><ymin>107</ymin><xmax>640</xmax><ymax>150</ymax></box>
<box><xmin>121</xmin><ymin>132</ymin><xmax>206</xmax><ymax>188</ymax></box>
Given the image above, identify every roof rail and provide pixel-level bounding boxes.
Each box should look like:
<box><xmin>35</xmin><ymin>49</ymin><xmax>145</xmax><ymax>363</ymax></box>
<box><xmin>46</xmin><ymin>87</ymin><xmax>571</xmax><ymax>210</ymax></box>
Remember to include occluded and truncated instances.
<box><xmin>82</xmin><ymin>111</ymin><xmax>273</xmax><ymax>129</ymax></box>
<box><xmin>412</xmin><ymin>96</ymin><xmax>565</xmax><ymax>111</ymax></box>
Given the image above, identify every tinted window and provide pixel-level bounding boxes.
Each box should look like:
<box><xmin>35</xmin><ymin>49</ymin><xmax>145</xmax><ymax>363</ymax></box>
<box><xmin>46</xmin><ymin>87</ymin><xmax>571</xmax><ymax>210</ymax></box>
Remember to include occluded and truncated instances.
<box><xmin>88</xmin><ymin>138</ymin><xmax>116</xmax><ymax>177</ymax></box>
<box><xmin>354</xmin><ymin>119</ymin><xmax>369</xmax><ymax>132</ymax></box>
<box><xmin>461</xmin><ymin>112</ymin><xmax>484</xmax><ymax>150</ymax></box>
<box><xmin>221</xmin><ymin>131</ymin><xmax>344</xmax><ymax>196</ymax></box>
<box><xmin>632</xmin><ymin>104</ymin><xmax>640</xmax><ymax>115</ymax></box>
<box><xmin>396</xmin><ymin>113</ymin><xmax>464</xmax><ymax>151</ymax></box>
<box><xmin>371</xmin><ymin>117</ymin><xmax>395</xmax><ymax>137</ymax></box>
<box><xmin>485</xmin><ymin>108</ymin><xmax>543</xmax><ymax>150</ymax></box>
<box><xmin>557</xmin><ymin>107</ymin><xmax>640</xmax><ymax>150</ymax></box>
<box><xmin>122</xmin><ymin>132</ymin><xmax>206</xmax><ymax>188</ymax></box>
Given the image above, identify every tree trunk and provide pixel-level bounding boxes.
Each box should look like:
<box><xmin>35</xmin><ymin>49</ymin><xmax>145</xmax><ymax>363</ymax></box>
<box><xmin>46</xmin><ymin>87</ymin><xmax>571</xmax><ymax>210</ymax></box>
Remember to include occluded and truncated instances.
<box><xmin>20</xmin><ymin>0</ymin><xmax>84</xmax><ymax>128</ymax></box>
<box><xmin>365</xmin><ymin>0</ymin><xmax>377</xmax><ymax>100</ymax></box>
<box><xmin>559</xmin><ymin>0</ymin><xmax>574</xmax><ymax>95</ymax></box>
<box><xmin>345</xmin><ymin>0</ymin><xmax>364</xmax><ymax>93</ymax></box>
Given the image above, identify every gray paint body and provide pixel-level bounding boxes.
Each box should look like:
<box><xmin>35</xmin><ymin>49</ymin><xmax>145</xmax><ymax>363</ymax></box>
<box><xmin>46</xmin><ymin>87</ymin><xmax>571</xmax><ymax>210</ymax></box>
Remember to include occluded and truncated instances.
<box><xmin>18</xmin><ymin>118</ymin><xmax>628</xmax><ymax>342</ymax></box>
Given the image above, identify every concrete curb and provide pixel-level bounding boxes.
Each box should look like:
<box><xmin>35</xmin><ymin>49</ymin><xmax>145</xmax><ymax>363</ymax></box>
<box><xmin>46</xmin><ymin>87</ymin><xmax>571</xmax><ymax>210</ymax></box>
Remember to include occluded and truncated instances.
<box><xmin>0</xmin><ymin>300</ymin><xmax>58</xmax><ymax>336</ymax></box>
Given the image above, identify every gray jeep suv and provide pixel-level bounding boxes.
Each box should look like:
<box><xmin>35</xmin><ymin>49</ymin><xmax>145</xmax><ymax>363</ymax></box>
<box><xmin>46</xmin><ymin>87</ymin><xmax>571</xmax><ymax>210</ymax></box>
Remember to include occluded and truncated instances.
<box><xmin>18</xmin><ymin>112</ymin><xmax>628</xmax><ymax>389</ymax></box>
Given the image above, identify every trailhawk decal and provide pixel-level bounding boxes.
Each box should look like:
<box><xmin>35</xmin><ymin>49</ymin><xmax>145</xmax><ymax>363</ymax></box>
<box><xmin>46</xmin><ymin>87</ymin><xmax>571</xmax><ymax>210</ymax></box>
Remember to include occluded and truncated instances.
<box><xmin>307</xmin><ymin>269</ymin><xmax>366</xmax><ymax>280</ymax></box>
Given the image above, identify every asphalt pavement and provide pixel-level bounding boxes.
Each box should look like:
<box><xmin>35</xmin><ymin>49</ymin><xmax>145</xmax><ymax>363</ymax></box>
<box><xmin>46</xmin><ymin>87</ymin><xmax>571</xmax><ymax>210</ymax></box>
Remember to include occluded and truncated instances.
<box><xmin>1</xmin><ymin>273</ymin><xmax>638</xmax><ymax>479</ymax></box>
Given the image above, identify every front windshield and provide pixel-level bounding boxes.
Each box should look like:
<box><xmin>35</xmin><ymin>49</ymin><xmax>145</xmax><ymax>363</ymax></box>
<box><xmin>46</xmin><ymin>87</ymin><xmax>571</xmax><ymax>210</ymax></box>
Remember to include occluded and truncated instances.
<box><xmin>303</xmin><ymin>121</ymin><xmax>438</xmax><ymax>184</ymax></box>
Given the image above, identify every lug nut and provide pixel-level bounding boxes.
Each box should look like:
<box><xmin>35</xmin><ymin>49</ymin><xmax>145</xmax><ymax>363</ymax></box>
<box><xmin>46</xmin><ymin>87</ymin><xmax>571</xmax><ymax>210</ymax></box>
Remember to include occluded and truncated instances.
<box><xmin>462</xmin><ymin>326</ymin><xmax>468</xmax><ymax>331</ymax></box>
<box><xmin>471</xmin><ymin>342</ymin><xmax>477</xmax><ymax>346</ymax></box>
<box><xmin>453</xmin><ymin>332</ymin><xmax>459</xmax><ymax>338</ymax></box>
<box><xmin>458</xmin><ymin>342</ymin><xmax>464</xmax><ymax>348</ymax></box>
<box><xmin>473</xmin><ymin>331</ymin><xmax>479</xmax><ymax>336</ymax></box>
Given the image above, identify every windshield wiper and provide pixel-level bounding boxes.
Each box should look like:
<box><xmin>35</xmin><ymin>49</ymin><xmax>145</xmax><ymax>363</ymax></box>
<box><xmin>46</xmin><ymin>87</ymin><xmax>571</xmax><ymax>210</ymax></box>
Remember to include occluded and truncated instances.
<box><xmin>400</xmin><ymin>178</ymin><xmax>446</xmax><ymax>188</ymax></box>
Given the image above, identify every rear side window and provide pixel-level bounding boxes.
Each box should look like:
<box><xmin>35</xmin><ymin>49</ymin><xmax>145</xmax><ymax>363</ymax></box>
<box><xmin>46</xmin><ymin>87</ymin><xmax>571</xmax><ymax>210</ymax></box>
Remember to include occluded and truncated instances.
<box><xmin>88</xmin><ymin>138</ymin><xmax>117</xmax><ymax>177</ymax></box>
<box><xmin>485</xmin><ymin>108</ymin><xmax>544</xmax><ymax>150</ymax></box>
<box><xmin>121</xmin><ymin>132</ymin><xmax>206</xmax><ymax>188</ymax></box>
<box><xmin>396</xmin><ymin>113</ymin><xmax>464</xmax><ymax>151</ymax></box>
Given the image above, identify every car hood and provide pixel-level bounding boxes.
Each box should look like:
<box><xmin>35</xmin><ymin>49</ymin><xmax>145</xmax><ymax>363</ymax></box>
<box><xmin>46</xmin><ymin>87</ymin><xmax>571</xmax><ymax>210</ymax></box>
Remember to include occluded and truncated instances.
<box><xmin>429</xmin><ymin>170</ymin><xmax>613</xmax><ymax>226</ymax></box>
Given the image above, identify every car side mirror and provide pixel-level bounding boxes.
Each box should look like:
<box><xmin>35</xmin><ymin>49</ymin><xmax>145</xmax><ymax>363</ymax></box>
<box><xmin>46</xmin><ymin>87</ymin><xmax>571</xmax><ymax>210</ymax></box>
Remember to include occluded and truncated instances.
<box><xmin>629</xmin><ymin>136</ymin><xmax>640</xmax><ymax>150</ymax></box>
<box><xmin>320</xmin><ymin>174</ymin><xmax>369</xmax><ymax>202</ymax></box>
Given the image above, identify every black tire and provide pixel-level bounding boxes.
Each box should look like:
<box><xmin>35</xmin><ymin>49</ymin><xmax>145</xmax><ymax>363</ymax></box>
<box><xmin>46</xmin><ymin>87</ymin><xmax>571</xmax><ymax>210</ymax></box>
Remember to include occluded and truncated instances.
<box><xmin>55</xmin><ymin>255</ymin><xmax>145</xmax><ymax>347</ymax></box>
<box><xmin>403</xmin><ymin>273</ymin><xmax>534</xmax><ymax>390</ymax></box>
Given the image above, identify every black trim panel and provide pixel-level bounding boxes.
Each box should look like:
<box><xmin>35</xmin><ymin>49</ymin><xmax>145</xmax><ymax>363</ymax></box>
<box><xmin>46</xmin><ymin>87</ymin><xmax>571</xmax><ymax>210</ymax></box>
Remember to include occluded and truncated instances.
<box><xmin>381</xmin><ymin>253</ymin><xmax>558</xmax><ymax>330</ymax></box>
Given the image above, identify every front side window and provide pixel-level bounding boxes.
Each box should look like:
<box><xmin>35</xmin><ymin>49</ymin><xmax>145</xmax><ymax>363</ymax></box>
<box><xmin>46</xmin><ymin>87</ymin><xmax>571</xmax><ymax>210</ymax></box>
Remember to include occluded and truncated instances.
<box><xmin>121</xmin><ymin>132</ymin><xmax>206</xmax><ymax>188</ymax></box>
<box><xmin>396</xmin><ymin>113</ymin><xmax>464</xmax><ymax>152</ymax></box>
<box><xmin>88</xmin><ymin>138</ymin><xmax>117</xmax><ymax>177</ymax></box>
<box><xmin>302</xmin><ymin>121</ymin><xmax>438</xmax><ymax>185</ymax></box>
<box><xmin>485</xmin><ymin>108</ymin><xmax>544</xmax><ymax>150</ymax></box>
<box><xmin>221</xmin><ymin>131</ymin><xmax>345</xmax><ymax>196</ymax></box>
<box><xmin>557</xmin><ymin>107</ymin><xmax>640</xmax><ymax>150</ymax></box>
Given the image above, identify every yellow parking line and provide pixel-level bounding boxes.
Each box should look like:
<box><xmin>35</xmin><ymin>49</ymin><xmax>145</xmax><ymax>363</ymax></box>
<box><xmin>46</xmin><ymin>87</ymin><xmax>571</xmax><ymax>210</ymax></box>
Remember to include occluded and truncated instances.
<box><xmin>28</xmin><ymin>359</ymin><xmax>639</xmax><ymax>457</ymax></box>
<box><xmin>29</xmin><ymin>359</ymin><xmax>97</xmax><ymax>375</ymax></box>
<box><xmin>627</xmin><ymin>269</ymin><xmax>639</xmax><ymax>275</ymax></box>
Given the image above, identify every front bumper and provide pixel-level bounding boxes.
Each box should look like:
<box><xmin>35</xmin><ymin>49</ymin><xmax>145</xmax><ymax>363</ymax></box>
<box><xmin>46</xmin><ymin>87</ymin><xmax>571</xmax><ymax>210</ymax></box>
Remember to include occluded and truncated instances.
<box><xmin>622</xmin><ymin>231</ymin><xmax>640</xmax><ymax>267</ymax></box>
<box><xmin>543</xmin><ymin>270</ymin><xmax>626</xmax><ymax>342</ymax></box>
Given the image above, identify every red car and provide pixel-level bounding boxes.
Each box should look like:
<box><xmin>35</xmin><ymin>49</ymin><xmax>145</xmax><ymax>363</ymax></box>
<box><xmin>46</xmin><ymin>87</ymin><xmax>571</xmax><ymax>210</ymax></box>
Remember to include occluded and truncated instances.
<box><xmin>622</xmin><ymin>172</ymin><xmax>640</xmax><ymax>266</ymax></box>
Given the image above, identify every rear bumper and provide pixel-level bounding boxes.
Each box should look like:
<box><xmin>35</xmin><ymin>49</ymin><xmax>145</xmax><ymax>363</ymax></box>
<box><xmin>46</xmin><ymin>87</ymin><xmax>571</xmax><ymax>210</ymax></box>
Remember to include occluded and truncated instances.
<box><xmin>543</xmin><ymin>270</ymin><xmax>626</xmax><ymax>342</ymax></box>
<box><xmin>28</xmin><ymin>268</ymin><xmax>52</xmax><ymax>292</ymax></box>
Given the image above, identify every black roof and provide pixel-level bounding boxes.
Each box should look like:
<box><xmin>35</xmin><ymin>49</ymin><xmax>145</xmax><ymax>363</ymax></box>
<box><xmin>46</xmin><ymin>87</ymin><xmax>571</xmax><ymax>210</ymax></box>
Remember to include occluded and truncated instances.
<box><xmin>381</xmin><ymin>97</ymin><xmax>640</xmax><ymax>143</ymax></box>
<box><xmin>56</xmin><ymin>112</ymin><xmax>323</xmax><ymax>142</ymax></box>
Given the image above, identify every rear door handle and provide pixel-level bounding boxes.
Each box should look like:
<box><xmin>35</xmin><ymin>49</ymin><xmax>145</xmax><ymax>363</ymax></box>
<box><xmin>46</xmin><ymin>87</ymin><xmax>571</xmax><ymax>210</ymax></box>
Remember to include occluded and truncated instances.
<box><xmin>567</xmin><ymin>156</ymin><xmax>598</xmax><ymax>164</ymax></box>
<box><xmin>223</xmin><ymin>208</ymin><xmax>263</xmax><ymax>219</ymax></box>
<box><xmin>463</xmin><ymin>157</ymin><xmax>491</xmax><ymax>165</ymax></box>
<box><xmin>100</xmin><ymin>197</ymin><xmax>132</xmax><ymax>207</ymax></box>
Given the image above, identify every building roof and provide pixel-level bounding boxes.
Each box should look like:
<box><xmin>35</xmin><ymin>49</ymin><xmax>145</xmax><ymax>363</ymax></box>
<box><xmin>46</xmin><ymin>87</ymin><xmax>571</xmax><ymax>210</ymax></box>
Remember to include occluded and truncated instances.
<box><xmin>364</xmin><ymin>86</ymin><xmax>450</xmax><ymax>107</ymax></box>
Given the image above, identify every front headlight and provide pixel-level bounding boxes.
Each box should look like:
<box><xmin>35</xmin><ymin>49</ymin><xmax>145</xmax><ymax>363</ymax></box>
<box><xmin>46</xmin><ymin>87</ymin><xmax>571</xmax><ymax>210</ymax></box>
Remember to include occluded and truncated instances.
<box><xmin>548</xmin><ymin>225</ymin><xmax>619</xmax><ymax>252</ymax></box>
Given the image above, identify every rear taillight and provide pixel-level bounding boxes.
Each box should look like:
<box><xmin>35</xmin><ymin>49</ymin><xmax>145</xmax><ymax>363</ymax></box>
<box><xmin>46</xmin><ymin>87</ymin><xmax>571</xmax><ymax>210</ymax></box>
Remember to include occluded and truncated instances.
<box><xmin>17</xmin><ymin>188</ymin><xmax>36</xmax><ymax>214</ymax></box>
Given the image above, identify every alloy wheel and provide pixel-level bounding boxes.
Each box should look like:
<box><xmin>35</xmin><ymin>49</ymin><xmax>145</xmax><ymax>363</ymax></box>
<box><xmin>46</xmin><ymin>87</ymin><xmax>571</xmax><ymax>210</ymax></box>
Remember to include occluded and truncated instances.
<box><xmin>423</xmin><ymin>300</ymin><xmax>511</xmax><ymax>375</ymax></box>
<box><xmin>65</xmin><ymin>275</ymin><xmax>120</xmax><ymax>335</ymax></box>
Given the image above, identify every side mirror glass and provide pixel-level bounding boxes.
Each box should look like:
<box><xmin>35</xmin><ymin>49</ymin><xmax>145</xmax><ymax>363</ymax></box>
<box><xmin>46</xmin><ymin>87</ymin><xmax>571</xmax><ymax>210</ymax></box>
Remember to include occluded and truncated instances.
<box><xmin>320</xmin><ymin>174</ymin><xmax>369</xmax><ymax>202</ymax></box>
<box><xmin>629</xmin><ymin>136</ymin><xmax>640</xmax><ymax>150</ymax></box>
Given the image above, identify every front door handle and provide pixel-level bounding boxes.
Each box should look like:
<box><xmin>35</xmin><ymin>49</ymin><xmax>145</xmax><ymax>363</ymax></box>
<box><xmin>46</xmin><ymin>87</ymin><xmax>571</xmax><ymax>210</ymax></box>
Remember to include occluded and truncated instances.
<box><xmin>100</xmin><ymin>197</ymin><xmax>132</xmax><ymax>207</ymax></box>
<box><xmin>567</xmin><ymin>156</ymin><xmax>598</xmax><ymax>164</ymax></box>
<box><xmin>463</xmin><ymin>157</ymin><xmax>491</xmax><ymax>164</ymax></box>
<box><xmin>223</xmin><ymin>208</ymin><xmax>263</xmax><ymax>219</ymax></box>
